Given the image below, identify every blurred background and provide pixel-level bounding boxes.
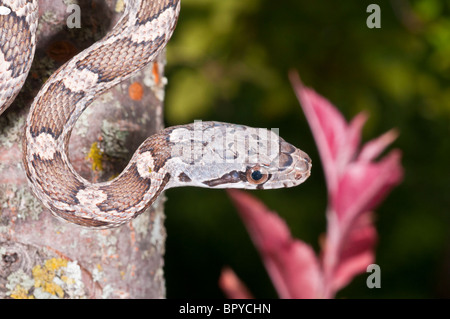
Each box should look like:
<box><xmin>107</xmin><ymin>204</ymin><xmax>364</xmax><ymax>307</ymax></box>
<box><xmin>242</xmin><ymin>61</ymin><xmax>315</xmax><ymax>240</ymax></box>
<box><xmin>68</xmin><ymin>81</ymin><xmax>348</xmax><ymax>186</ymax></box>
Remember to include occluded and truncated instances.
<box><xmin>162</xmin><ymin>0</ymin><xmax>450</xmax><ymax>298</ymax></box>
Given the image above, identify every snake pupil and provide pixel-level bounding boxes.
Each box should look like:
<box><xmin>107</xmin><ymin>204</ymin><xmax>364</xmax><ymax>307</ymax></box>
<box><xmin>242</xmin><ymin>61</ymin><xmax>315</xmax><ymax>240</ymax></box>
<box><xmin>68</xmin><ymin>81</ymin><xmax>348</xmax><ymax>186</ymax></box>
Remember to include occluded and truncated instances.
<box><xmin>251</xmin><ymin>170</ymin><xmax>263</xmax><ymax>181</ymax></box>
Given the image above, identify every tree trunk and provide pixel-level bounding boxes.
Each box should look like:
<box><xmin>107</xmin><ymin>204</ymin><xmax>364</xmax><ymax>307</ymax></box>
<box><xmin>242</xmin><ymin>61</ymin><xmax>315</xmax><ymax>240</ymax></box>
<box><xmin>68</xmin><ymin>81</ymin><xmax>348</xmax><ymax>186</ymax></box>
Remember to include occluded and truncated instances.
<box><xmin>0</xmin><ymin>0</ymin><xmax>167</xmax><ymax>299</ymax></box>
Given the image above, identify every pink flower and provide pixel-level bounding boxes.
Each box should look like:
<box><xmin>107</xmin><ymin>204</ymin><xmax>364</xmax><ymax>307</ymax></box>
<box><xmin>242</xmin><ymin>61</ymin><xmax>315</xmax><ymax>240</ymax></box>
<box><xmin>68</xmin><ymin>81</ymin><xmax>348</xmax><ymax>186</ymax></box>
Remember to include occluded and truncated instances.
<box><xmin>220</xmin><ymin>72</ymin><xmax>403</xmax><ymax>299</ymax></box>
<box><xmin>219</xmin><ymin>267</ymin><xmax>254</xmax><ymax>299</ymax></box>
<box><xmin>224</xmin><ymin>189</ymin><xmax>323</xmax><ymax>298</ymax></box>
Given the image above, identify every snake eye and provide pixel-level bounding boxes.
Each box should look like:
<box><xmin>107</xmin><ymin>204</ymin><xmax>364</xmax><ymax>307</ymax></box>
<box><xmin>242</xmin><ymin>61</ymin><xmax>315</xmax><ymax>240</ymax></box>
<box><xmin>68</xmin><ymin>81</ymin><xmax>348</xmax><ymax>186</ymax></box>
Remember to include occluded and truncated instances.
<box><xmin>246</xmin><ymin>166</ymin><xmax>269</xmax><ymax>185</ymax></box>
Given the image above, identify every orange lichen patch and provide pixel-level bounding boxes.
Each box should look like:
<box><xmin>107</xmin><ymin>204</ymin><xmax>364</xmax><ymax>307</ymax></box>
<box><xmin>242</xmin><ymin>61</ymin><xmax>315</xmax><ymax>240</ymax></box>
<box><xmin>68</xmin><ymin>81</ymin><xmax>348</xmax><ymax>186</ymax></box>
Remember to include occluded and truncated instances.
<box><xmin>46</xmin><ymin>40</ymin><xmax>78</xmax><ymax>62</ymax></box>
<box><xmin>128</xmin><ymin>81</ymin><xmax>144</xmax><ymax>101</ymax></box>
<box><xmin>152</xmin><ymin>62</ymin><xmax>160</xmax><ymax>84</ymax></box>
<box><xmin>130</xmin><ymin>264</ymin><xmax>136</xmax><ymax>277</ymax></box>
<box><xmin>129</xmin><ymin>222</ymin><xmax>136</xmax><ymax>245</ymax></box>
<box><xmin>100</xmin><ymin>229</ymin><xmax>110</xmax><ymax>236</ymax></box>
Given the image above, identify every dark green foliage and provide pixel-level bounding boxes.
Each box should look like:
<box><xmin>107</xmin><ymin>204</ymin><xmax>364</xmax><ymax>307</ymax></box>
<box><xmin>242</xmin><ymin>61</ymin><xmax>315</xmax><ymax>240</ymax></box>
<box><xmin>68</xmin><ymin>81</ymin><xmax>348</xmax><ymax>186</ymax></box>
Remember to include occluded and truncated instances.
<box><xmin>164</xmin><ymin>0</ymin><xmax>450</xmax><ymax>298</ymax></box>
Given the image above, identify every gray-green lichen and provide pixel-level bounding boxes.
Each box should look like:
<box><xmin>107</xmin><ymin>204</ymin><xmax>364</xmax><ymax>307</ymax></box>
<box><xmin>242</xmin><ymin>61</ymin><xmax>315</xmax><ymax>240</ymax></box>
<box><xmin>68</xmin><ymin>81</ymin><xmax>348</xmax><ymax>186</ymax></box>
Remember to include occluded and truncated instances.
<box><xmin>149</xmin><ymin>208</ymin><xmax>165</xmax><ymax>248</ymax></box>
<box><xmin>37</xmin><ymin>10</ymin><xmax>63</xmax><ymax>37</ymax></box>
<box><xmin>101</xmin><ymin>284</ymin><xmax>114</xmax><ymax>299</ymax></box>
<box><xmin>41</xmin><ymin>10</ymin><xmax>59</xmax><ymax>24</ymax></box>
<box><xmin>92</xmin><ymin>264</ymin><xmax>104</xmax><ymax>283</ymax></box>
<box><xmin>73</xmin><ymin>90</ymin><xmax>119</xmax><ymax>139</ymax></box>
<box><xmin>72</xmin><ymin>100</ymin><xmax>96</xmax><ymax>138</ymax></box>
<box><xmin>0</xmin><ymin>184</ymin><xmax>43</xmax><ymax>230</ymax></box>
<box><xmin>61</xmin><ymin>261</ymin><xmax>86</xmax><ymax>298</ymax></box>
<box><xmin>5</xmin><ymin>270</ymin><xmax>35</xmax><ymax>298</ymax></box>
<box><xmin>94</xmin><ymin>230</ymin><xmax>118</xmax><ymax>257</ymax></box>
<box><xmin>28</xmin><ymin>55</ymin><xmax>56</xmax><ymax>84</ymax></box>
<box><xmin>131</xmin><ymin>213</ymin><xmax>150</xmax><ymax>239</ymax></box>
<box><xmin>131</xmin><ymin>196</ymin><xmax>166</xmax><ymax>245</ymax></box>
<box><xmin>0</xmin><ymin>112</ymin><xmax>25</xmax><ymax>148</ymax></box>
<box><xmin>101</xmin><ymin>119</ymin><xmax>130</xmax><ymax>160</ymax></box>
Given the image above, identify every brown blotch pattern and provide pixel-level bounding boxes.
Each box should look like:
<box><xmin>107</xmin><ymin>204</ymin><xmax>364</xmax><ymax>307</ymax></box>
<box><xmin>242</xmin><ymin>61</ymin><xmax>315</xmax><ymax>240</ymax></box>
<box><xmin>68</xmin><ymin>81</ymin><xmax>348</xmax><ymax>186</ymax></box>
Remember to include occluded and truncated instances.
<box><xmin>47</xmin><ymin>202</ymin><xmax>110</xmax><ymax>228</ymax></box>
<box><xmin>98</xmin><ymin>163</ymin><xmax>151</xmax><ymax>212</ymax></box>
<box><xmin>31</xmin><ymin>152</ymin><xmax>85</xmax><ymax>206</ymax></box>
<box><xmin>178</xmin><ymin>172</ymin><xmax>191</xmax><ymax>182</ymax></box>
<box><xmin>0</xmin><ymin>9</ymin><xmax>34</xmax><ymax>78</ymax></box>
<box><xmin>103</xmin><ymin>12</ymin><xmax>129</xmax><ymax>40</ymax></box>
<box><xmin>138</xmin><ymin>132</ymin><xmax>173</xmax><ymax>172</ymax></box>
<box><xmin>132</xmin><ymin>173</ymin><xmax>170</xmax><ymax>219</ymax></box>
<box><xmin>75</xmin><ymin>37</ymin><xmax>164</xmax><ymax>83</ymax></box>
<box><xmin>29</xmin><ymin>81</ymin><xmax>85</xmax><ymax>138</ymax></box>
<box><xmin>137</xmin><ymin>0</ymin><xmax>178</xmax><ymax>24</ymax></box>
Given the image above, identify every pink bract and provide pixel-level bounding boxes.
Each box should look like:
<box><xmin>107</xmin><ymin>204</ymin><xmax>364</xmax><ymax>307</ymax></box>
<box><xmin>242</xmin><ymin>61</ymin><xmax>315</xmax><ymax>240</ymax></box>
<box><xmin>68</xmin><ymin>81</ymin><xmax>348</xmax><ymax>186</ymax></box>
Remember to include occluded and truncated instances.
<box><xmin>221</xmin><ymin>72</ymin><xmax>403</xmax><ymax>298</ymax></box>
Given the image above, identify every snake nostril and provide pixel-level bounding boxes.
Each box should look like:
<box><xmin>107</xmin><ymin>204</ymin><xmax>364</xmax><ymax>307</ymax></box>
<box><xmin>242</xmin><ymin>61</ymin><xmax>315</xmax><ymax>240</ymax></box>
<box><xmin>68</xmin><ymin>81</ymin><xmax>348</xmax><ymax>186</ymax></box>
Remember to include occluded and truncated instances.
<box><xmin>298</xmin><ymin>150</ymin><xmax>311</xmax><ymax>164</ymax></box>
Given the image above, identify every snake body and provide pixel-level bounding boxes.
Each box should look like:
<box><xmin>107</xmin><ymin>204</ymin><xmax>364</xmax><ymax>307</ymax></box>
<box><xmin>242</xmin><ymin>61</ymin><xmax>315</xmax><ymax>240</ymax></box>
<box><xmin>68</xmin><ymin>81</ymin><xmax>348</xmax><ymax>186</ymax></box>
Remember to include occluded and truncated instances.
<box><xmin>0</xmin><ymin>0</ymin><xmax>38</xmax><ymax>115</ymax></box>
<box><xmin>1</xmin><ymin>0</ymin><xmax>311</xmax><ymax>228</ymax></box>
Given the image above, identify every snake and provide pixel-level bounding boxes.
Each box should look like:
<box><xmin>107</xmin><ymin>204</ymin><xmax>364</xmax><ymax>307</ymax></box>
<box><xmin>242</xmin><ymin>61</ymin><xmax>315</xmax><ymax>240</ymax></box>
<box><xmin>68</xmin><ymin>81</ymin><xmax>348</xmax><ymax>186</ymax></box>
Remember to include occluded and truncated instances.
<box><xmin>0</xmin><ymin>0</ymin><xmax>311</xmax><ymax>228</ymax></box>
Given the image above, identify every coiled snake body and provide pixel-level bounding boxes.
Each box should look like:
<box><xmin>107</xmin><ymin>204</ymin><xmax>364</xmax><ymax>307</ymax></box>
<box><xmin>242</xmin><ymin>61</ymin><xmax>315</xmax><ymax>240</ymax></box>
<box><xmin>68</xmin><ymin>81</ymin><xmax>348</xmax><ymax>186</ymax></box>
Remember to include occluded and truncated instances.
<box><xmin>0</xmin><ymin>0</ymin><xmax>311</xmax><ymax>228</ymax></box>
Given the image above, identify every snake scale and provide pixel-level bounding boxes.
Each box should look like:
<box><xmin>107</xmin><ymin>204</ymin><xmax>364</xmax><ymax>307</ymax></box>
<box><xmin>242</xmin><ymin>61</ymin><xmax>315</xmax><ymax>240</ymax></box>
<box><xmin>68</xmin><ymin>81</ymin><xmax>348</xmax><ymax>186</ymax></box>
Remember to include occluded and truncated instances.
<box><xmin>0</xmin><ymin>0</ymin><xmax>311</xmax><ymax>228</ymax></box>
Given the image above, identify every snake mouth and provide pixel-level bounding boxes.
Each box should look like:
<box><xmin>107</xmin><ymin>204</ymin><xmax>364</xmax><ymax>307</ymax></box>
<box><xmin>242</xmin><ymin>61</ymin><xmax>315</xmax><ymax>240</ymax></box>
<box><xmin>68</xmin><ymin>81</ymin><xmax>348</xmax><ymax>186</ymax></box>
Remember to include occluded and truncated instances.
<box><xmin>291</xmin><ymin>156</ymin><xmax>311</xmax><ymax>186</ymax></box>
<box><xmin>293</xmin><ymin>149</ymin><xmax>311</xmax><ymax>180</ymax></box>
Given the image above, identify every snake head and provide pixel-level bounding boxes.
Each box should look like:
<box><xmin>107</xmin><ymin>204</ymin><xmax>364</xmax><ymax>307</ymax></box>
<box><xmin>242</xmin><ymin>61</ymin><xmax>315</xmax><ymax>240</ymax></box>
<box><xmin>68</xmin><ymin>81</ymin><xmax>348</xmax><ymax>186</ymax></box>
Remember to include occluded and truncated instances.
<box><xmin>164</xmin><ymin>121</ymin><xmax>311</xmax><ymax>190</ymax></box>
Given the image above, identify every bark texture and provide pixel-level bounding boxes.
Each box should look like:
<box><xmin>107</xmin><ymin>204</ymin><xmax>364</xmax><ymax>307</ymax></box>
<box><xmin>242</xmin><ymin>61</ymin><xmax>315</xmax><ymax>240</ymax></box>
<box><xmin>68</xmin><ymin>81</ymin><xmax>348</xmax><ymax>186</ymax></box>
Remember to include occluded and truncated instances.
<box><xmin>0</xmin><ymin>0</ymin><xmax>168</xmax><ymax>298</ymax></box>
